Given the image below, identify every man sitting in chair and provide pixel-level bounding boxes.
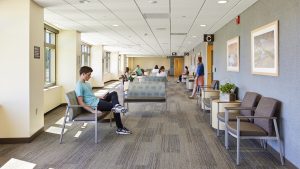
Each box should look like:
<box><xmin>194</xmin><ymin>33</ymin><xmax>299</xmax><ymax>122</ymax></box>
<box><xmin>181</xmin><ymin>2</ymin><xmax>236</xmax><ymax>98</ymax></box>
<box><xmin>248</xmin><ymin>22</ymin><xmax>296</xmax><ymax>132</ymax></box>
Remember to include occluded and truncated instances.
<box><xmin>75</xmin><ymin>66</ymin><xmax>131</xmax><ymax>135</ymax></box>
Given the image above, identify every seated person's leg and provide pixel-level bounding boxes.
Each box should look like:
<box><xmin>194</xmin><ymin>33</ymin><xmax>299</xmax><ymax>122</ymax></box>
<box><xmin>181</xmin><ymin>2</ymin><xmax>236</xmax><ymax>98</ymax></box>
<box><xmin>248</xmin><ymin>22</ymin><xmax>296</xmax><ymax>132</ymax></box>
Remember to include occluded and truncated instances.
<box><xmin>177</xmin><ymin>75</ymin><xmax>182</xmax><ymax>83</ymax></box>
<box><xmin>97</xmin><ymin>98</ymin><xmax>131</xmax><ymax>134</ymax></box>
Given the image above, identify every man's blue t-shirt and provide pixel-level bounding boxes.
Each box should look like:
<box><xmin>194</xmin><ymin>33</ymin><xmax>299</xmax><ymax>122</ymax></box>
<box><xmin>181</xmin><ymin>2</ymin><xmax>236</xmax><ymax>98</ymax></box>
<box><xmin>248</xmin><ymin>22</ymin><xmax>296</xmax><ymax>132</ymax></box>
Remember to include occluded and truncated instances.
<box><xmin>75</xmin><ymin>81</ymin><xmax>99</xmax><ymax>107</ymax></box>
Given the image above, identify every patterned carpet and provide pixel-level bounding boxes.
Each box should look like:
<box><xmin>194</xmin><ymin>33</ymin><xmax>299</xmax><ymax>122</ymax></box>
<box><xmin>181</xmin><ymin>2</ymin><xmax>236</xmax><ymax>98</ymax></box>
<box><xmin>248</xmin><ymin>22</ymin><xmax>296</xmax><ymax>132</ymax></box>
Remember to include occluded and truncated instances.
<box><xmin>0</xmin><ymin>80</ymin><xmax>288</xmax><ymax>169</ymax></box>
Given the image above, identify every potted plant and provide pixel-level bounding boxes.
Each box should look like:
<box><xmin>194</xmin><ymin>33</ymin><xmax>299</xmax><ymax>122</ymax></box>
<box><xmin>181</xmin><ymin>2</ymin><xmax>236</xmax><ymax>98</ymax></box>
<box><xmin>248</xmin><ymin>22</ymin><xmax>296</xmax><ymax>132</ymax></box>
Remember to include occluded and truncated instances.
<box><xmin>219</xmin><ymin>83</ymin><xmax>236</xmax><ymax>101</ymax></box>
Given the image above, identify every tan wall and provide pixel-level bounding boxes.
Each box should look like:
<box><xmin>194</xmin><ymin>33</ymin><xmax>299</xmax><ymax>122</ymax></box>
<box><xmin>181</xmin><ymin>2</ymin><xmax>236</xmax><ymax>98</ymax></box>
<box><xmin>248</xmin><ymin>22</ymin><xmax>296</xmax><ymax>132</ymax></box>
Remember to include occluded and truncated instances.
<box><xmin>127</xmin><ymin>57</ymin><xmax>170</xmax><ymax>71</ymax></box>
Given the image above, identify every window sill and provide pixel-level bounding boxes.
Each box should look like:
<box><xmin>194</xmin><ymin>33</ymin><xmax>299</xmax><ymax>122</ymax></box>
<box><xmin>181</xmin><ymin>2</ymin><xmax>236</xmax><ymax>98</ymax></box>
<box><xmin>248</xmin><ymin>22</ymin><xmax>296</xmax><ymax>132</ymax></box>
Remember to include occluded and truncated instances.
<box><xmin>43</xmin><ymin>85</ymin><xmax>61</xmax><ymax>91</ymax></box>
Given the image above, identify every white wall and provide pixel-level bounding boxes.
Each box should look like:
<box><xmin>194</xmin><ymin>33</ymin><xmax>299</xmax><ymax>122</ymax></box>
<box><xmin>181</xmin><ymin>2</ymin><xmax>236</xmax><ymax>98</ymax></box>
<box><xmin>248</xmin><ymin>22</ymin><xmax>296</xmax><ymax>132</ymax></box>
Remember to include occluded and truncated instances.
<box><xmin>57</xmin><ymin>30</ymin><xmax>81</xmax><ymax>103</ymax></box>
<box><xmin>29</xmin><ymin>0</ymin><xmax>44</xmax><ymax>135</ymax></box>
<box><xmin>43</xmin><ymin>86</ymin><xmax>62</xmax><ymax>114</ymax></box>
<box><xmin>0</xmin><ymin>0</ymin><xmax>43</xmax><ymax>138</ymax></box>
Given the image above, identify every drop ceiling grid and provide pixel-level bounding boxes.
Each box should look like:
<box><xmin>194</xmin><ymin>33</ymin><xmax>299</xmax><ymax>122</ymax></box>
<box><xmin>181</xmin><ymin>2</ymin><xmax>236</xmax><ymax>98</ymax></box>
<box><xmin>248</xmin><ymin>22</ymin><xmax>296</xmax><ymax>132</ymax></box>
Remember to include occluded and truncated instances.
<box><xmin>99</xmin><ymin>0</ymin><xmax>164</xmax><ymax>55</ymax></box>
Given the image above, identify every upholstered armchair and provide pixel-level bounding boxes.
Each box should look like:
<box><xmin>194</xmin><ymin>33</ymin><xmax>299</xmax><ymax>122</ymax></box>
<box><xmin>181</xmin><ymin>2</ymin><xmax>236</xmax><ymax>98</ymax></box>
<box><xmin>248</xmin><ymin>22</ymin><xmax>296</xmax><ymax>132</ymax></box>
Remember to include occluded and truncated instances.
<box><xmin>224</xmin><ymin>97</ymin><xmax>284</xmax><ymax>165</ymax></box>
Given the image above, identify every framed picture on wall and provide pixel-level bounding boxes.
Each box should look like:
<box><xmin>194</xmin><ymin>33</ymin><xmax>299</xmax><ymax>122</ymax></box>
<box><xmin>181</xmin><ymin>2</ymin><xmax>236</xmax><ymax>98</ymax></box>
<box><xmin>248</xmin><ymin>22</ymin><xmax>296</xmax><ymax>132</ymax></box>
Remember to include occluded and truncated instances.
<box><xmin>227</xmin><ymin>36</ymin><xmax>239</xmax><ymax>72</ymax></box>
<box><xmin>251</xmin><ymin>20</ymin><xmax>279</xmax><ymax>76</ymax></box>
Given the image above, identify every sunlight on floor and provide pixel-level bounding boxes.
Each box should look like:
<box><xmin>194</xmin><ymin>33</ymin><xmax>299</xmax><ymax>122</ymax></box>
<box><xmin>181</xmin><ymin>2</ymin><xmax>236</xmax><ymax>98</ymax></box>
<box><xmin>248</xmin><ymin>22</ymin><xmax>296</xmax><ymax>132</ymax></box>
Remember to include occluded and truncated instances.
<box><xmin>1</xmin><ymin>158</ymin><xmax>36</xmax><ymax>169</ymax></box>
<box><xmin>45</xmin><ymin>126</ymin><xmax>67</xmax><ymax>135</ymax></box>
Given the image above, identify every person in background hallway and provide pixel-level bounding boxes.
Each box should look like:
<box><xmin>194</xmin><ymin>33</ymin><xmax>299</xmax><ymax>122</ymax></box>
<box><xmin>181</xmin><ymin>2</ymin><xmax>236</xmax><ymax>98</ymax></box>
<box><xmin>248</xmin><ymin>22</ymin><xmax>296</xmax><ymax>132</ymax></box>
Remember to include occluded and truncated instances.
<box><xmin>122</xmin><ymin>67</ymin><xmax>130</xmax><ymax>83</ymax></box>
<box><xmin>156</xmin><ymin>66</ymin><xmax>167</xmax><ymax>77</ymax></box>
<box><xmin>189</xmin><ymin>57</ymin><xmax>204</xmax><ymax>98</ymax></box>
<box><xmin>134</xmin><ymin>65</ymin><xmax>143</xmax><ymax>76</ymax></box>
<box><xmin>151</xmin><ymin>65</ymin><xmax>159</xmax><ymax>75</ymax></box>
<box><xmin>177</xmin><ymin>66</ymin><xmax>189</xmax><ymax>83</ymax></box>
<box><xmin>75</xmin><ymin>66</ymin><xmax>132</xmax><ymax>134</ymax></box>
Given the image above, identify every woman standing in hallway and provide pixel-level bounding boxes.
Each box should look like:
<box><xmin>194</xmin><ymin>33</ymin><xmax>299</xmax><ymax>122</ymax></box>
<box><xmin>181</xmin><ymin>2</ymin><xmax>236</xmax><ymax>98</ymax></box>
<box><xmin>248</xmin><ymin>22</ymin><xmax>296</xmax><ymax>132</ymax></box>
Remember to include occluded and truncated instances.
<box><xmin>189</xmin><ymin>57</ymin><xmax>204</xmax><ymax>98</ymax></box>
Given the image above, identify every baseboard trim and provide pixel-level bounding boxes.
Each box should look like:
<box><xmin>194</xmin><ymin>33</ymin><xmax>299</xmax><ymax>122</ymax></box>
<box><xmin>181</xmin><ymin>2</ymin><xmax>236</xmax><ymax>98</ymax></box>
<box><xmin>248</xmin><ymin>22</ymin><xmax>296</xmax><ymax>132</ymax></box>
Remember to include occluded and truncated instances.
<box><xmin>0</xmin><ymin>127</ymin><xmax>44</xmax><ymax>144</ymax></box>
<box><xmin>44</xmin><ymin>104</ymin><xmax>66</xmax><ymax>115</ymax></box>
<box><xmin>267</xmin><ymin>144</ymin><xmax>298</xmax><ymax>169</ymax></box>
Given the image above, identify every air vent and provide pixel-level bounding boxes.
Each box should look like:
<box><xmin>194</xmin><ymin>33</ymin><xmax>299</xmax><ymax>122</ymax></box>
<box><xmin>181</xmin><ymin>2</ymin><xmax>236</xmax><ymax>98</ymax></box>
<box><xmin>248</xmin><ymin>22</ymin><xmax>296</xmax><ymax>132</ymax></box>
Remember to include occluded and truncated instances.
<box><xmin>143</xmin><ymin>13</ymin><xmax>169</xmax><ymax>19</ymax></box>
<box><xmin>170</xmin><ymin>33</ymin><xmax>187</xmax><ymax>36</ymax></box>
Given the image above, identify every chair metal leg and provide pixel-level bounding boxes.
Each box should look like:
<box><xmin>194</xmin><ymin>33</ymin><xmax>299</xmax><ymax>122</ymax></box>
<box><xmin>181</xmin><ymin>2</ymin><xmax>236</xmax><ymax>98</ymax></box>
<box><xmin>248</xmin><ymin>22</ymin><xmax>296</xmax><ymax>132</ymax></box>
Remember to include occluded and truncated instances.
<box><xmin>60</xmin><ymin>107</ymin><xmax>69</xmax><ymax>144</ymax></box>
<box><xmin>274</xmin><ymin>119</ymin><xmax>284</xmax><ymax>165</ymax></box>
<box><xmin>237</xmin><ymin>136</ymin><xmax>240</xmax><ymax>165</ymax></box>
<box><xmin>110</xmin><ymin>111</ymin><xmax>112</xmax><ymax>127</ymax></box>
<box><xmin>95</xmin><ymin>110</ymin><xmax>98</xmax><ymax>144</ymax></box>
<box><xmin>217</xmin><ymin>119</ymin><xmax>220</xmax><ymax>136</ymax></box>
<box><xmin>236</xmin><ymin>119</ymin><xmax>240</xmax><ymax>165</ymax></box>
<box><xmin>225</xmin><ymin>122</ymin><xmax>229</xmax><ymax>149</ymax></box>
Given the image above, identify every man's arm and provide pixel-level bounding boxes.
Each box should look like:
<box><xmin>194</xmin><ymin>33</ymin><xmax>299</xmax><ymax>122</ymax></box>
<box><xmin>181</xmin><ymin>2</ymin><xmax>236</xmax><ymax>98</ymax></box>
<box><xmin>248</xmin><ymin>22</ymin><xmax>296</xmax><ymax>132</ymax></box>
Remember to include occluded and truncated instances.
<box><xmin>77</xmin><ymin>96</ymin><xmax>95</xmax><ymax>113</ymax></box>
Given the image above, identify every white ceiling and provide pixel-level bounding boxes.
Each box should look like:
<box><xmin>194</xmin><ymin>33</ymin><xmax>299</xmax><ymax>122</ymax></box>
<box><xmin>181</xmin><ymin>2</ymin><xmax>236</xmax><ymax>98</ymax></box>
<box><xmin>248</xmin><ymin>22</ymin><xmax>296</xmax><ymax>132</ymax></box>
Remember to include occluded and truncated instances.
<box><xmin>34</xmin><ymin>0</ymin><xmax>257</xmax><ymax>56</ymax></box>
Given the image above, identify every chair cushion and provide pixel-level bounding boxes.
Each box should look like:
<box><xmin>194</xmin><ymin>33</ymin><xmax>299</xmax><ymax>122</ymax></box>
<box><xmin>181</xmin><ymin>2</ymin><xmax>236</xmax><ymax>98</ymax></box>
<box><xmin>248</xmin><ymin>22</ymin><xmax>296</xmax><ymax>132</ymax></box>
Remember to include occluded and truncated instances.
<box><xmin>73</xmin><ymin>111</ymin><xmax>110</xmax><ymax>121</ymax></box>
<box><xmin>240</xmin><ymin>92</ymin><xmax>261</xmax><ymax>118</ymax></box>
<box><xmin>227</xmin><ymin>121</ymin><xmax>268</xmax><ymax>136</ymax></box>
<box><xmin>217</xmin><ymin>112</ymin><xmax>250</xmax><ymax>122</ymax></box>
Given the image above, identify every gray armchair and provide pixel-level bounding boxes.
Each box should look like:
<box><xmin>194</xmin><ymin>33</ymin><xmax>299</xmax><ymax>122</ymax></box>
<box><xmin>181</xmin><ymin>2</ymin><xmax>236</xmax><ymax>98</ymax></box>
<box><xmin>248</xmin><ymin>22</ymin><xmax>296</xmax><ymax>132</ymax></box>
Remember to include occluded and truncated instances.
<box><xmin>217</xmin><ymin>92</ymin><xmax>261</xmax><ymax>136</ymax></box>
<box><xmin>225</xmin><ymin>97</ymin><xmax>284</xmax><ymax>165</ymax></box>
<box><xmin>197</xmin><ymin>80</ymin><xmax>219</xmax><ymax>105</ymax></box>
<box><xmin>60</xmin><ymin>91</ymin><xmax>112</xmax><ymax>144</ymax></box>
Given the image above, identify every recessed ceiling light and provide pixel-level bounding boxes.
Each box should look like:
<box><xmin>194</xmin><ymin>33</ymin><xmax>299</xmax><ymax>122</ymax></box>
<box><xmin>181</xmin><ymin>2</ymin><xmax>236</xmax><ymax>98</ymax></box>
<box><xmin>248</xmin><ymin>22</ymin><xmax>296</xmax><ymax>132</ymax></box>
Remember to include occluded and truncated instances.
<box><xmin>217</xmin><ymin>0</ymin><xmax>228</xmax><ymax>4</ymax></box>
<box><xmin>200</xmin><ymin>24</ymin><xmax>207</xmax><ymax>27</ymax></box>
<box><xmin>192</xmin><ymin>36</ymin><xmax>197</xmax><ymax>38</ymax></box>
<box><xmin>79</xmin><ymin>0</ymin><xmax>90</xmax><ymax>4</ymax></box>
<box><xmin>148</xmin><ymin>0</ymin><xmax>157</xmax><ymax>4</ymax></box>
<box><xmin>112</xmin><ymin>24</ymin><xmax>119</xmax><ymax>27</ymax></box>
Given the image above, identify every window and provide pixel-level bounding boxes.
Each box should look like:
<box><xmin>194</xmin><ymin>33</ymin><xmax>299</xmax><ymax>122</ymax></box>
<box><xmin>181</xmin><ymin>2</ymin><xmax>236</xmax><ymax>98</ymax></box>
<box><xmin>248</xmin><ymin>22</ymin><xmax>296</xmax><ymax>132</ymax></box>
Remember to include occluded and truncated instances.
<box><xmin>44</xmin><ymin>25</ymin><xmax>58</xmax><ymax>88</ymax></box>
<box><xmin>81</xmin><ymin>43</ymin><xmax>91</xmax><ymax>66</ymax></box>
<box><xmin>103</xmin><ymin>52</ymin><xmax>110</xmax><ymax>73</ymax></box>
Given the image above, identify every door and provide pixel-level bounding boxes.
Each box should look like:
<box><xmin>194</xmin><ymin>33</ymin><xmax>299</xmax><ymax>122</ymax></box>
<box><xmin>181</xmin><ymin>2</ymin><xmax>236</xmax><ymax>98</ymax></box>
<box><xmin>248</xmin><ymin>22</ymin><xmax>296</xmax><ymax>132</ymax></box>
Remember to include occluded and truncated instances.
<box><xmin>206</xmin><ymin>44</ymin><xmax>213</xmax><ymax>86</ymax></box>
<box><xmin>174</xmin><ymin>58</ymin><xmax>184</xmax><ymax>77</ymax></box>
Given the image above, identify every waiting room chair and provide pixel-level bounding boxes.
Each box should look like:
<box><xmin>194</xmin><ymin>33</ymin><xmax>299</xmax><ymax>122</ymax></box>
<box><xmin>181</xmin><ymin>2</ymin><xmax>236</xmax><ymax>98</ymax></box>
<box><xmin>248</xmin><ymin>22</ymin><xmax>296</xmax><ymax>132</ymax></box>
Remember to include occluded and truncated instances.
<box><xmin>217</xmin><ymin>92</ymin><xmax>261</xmax><ymax>136</ymax></box>
<box><xmin>197</xmin><ymin>80</ymin><xmax>219</xmax><ymax>105</ymax></box>
<box><xmin>224</xmin><ymin>97</ymin><xmax>284</xmax><ymax>165</ymax></box>
<box><xmin>60</xmin><ymin>91</ymin><xmax>112</xmax><ymax>144</ymax></box>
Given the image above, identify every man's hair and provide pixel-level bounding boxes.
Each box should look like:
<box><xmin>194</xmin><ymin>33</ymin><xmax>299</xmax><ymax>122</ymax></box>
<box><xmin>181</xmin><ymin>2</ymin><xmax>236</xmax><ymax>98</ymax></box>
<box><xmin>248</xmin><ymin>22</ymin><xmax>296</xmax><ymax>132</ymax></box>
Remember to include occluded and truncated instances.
<box><xmin>79</xmin><ymin>66</ymin><xmax>93</xmax><ymax>75</ymax></box>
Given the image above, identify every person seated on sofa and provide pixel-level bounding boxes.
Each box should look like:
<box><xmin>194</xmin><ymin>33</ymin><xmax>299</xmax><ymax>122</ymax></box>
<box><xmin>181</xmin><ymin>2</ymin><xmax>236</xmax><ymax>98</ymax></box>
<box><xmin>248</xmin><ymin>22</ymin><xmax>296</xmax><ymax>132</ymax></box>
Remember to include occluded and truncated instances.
<box><xmin>177</xmin><ymin>66</ymin><xmax>189</xmax><ymax>83</ymax></box>
<box><xmin>133</xmin><ymin>65</ymin><xmax>143</xmax><ymax>76</ymax></box>
<box><xmin>156</xmin><ymin>66</ymin><xmax>167</xmax><ymax>77</ymax></box>
<box><xmin>75</xmin><ymin>66</ymin><xmax>131</xmax><ymax>135</ymax></box>
<box><xmin>151</xmin><ymin>65</ymin><xmax>159</xmax><ymax>75</ymax></box>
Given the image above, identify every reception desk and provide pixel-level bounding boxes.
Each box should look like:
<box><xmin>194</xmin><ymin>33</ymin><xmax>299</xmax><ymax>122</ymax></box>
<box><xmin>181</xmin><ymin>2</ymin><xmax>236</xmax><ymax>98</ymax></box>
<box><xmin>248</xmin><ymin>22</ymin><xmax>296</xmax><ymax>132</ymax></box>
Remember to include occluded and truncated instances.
<box><xmin>211</xmin><ymin>99</ymin><xmax>241</xmax><ymax>130</ymax></box>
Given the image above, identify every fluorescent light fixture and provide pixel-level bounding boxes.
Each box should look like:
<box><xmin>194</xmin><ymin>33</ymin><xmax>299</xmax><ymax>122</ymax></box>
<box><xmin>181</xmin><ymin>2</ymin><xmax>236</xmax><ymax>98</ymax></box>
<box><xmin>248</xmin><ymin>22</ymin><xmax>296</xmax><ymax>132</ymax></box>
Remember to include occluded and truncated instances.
<box><xmin>200</xmin><ymin>24</ymin><xmax>207</xmax><ymax>27</ymax></box>
<box><xmin>218</xmin><ymin>0</ymin><xmax>228</xmax><ymax>4</ymax></box>
<box><xmin>79</xmin><ymin>0</ymin><xmax>90</xmax><ymax>4</ymax></box>
<box><xmin>112</xmin><ymin>24</ymin><xmax>119</xmax><ymax>27</ymax></box>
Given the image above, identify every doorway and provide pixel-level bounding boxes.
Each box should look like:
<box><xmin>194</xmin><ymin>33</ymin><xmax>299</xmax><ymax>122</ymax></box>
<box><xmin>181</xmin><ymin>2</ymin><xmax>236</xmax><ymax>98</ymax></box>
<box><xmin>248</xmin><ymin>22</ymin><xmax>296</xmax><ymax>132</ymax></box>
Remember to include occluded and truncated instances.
<box><xmin>174</xmin><ymin>58</ymin><xmax>184</xmax><ymax>77</ymax></box>
<box><xmin>206</xmin><ymin>43</ymin><xmax>213</xmax><ymax>86</ymax></box>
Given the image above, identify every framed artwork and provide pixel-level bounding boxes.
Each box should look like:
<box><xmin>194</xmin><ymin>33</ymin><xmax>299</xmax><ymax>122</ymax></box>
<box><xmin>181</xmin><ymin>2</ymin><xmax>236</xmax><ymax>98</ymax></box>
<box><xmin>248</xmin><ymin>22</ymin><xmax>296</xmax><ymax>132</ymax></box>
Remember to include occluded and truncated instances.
<box><xmin>227</xmin><ymin>36</ymin><xmax>239</xmax><ymax>72</ymax></box>
<box><xmin>251</xmin><ymin>20</ymin><xmax>278</xmax><ymax>76</ymax></box>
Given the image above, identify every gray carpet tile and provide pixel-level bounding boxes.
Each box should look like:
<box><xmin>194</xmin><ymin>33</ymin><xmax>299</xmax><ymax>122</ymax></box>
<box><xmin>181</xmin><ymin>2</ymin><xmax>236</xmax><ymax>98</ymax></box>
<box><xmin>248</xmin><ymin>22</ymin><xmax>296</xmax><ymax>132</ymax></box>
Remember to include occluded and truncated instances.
<box><xmin>0</xmin><ymin>79</ymin><xmax>289</xmax><ymax>169</ymax></box>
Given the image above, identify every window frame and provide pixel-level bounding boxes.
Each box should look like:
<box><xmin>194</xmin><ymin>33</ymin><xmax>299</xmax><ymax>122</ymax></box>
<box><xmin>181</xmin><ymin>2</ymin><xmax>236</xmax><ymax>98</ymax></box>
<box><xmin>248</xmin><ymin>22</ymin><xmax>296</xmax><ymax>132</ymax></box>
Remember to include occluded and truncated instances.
<box><xmin>44</xmin><ymin>25</ymin><xmax>58</xmax><ymax>88</ymax></box>
<box><xmin>81</xmin><ymin>43</ymin><xmax>91</xmax><ymax>66</ymax></box>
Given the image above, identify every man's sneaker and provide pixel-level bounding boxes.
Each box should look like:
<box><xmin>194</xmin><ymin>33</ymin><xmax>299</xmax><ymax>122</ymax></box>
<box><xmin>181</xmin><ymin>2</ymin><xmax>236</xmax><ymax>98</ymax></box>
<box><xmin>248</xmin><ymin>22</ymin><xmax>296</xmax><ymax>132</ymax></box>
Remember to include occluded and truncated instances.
<box><xmin>112</xmin><ymin>104</ymin><xmax>127</xmax><ymax>114</ymax></box>
<box><xmin>116</xmin><ymin>128</ymin><xmax>131</xmax><ymax>135</ymax></box>
<box><xmin>122</xmin><ymin>127</ymin><xmax>132</xmax><ymax>134</ymax></box>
